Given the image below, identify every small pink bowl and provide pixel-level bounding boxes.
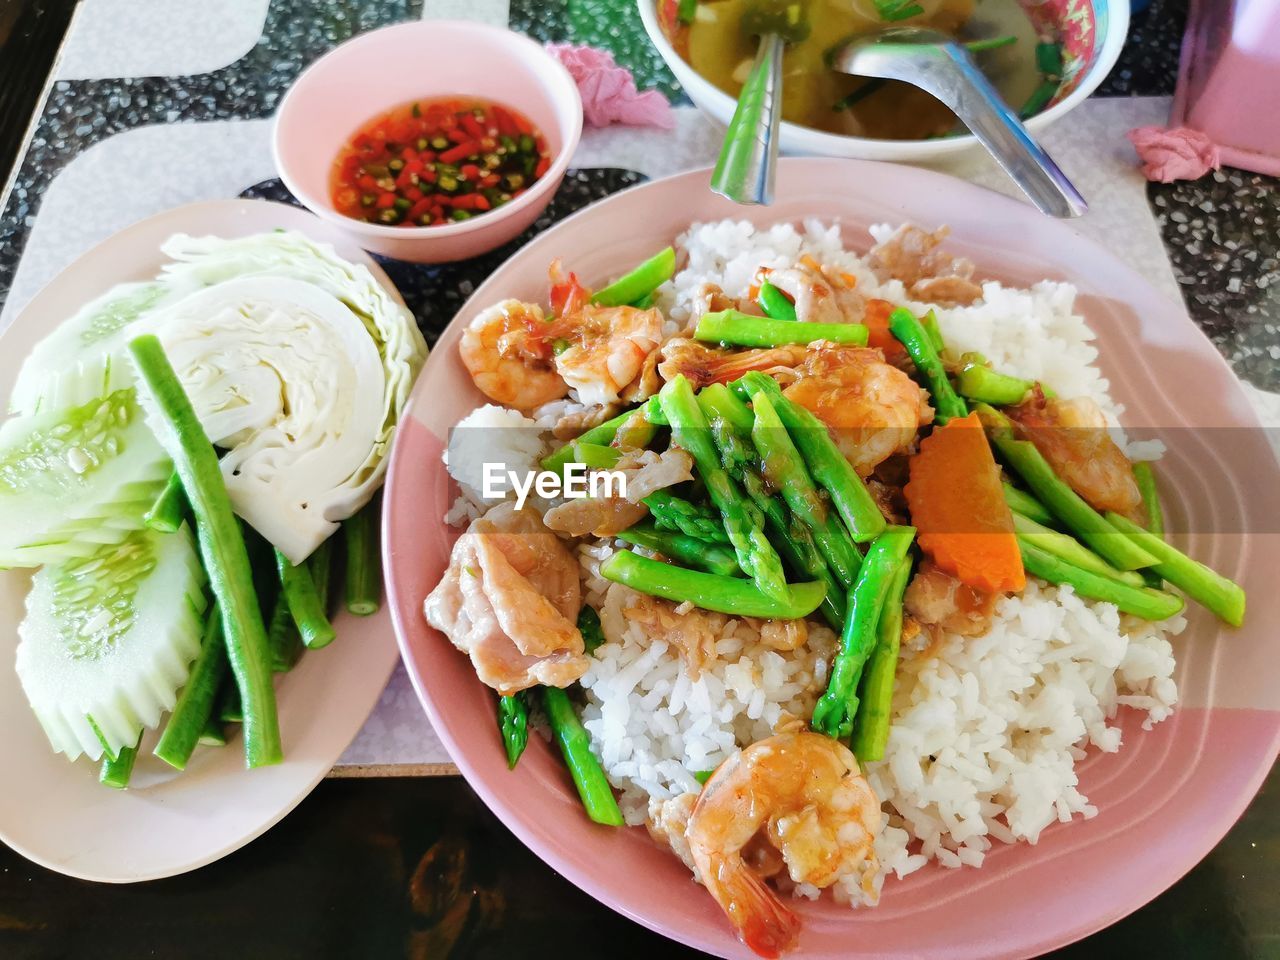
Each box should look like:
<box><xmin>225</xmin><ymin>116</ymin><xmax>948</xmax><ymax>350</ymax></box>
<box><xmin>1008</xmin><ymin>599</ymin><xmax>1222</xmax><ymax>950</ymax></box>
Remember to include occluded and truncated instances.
<box><xmin>273</xmin><ymin>21</ymin><xmax>582</xmax><ymax>264</ymax></box>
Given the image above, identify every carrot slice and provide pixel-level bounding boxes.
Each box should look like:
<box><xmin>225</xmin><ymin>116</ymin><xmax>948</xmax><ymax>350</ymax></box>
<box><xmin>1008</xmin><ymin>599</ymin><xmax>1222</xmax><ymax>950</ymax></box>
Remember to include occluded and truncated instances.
<box><xmin>863</xmin><ymin>298</ymin><xmax>908</xmax><ymax>365</ymax></box>
<box><xmin>904</xmin><ymin>412</ymin><xmax>1025</xmax><ymax>594</ymax></box>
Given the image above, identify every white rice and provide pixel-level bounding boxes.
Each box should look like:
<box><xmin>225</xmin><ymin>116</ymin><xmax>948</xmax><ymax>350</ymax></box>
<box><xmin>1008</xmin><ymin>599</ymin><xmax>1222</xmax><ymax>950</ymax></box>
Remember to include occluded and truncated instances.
<box><xmin>582</xmin><ymin>219</ymin><xmax>1183</xmax><ymax>904</ymax></box>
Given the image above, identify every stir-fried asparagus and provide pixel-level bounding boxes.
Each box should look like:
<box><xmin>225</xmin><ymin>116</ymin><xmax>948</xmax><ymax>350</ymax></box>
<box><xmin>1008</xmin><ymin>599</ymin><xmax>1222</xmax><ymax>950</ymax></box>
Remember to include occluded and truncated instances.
<box><xmin>955</xmin><ymin>355</ymin><xmax>1035</xmax><ymax>406</ymax></box>
<box><xmin>154</xmin><ymin>607</ymin><xmax>229</xmax><ymax>770</ymax></box>
<box><xmin>1011</xmin><ymin>511</ymin><xmax>1145</xmax><ymax>587</ymax></box>
<box><xmin>643</xmin><ymin>489</ymin><xmax>731</xmax><ymax>544</ymax></box>
<box><xmin>616</xmin><ymin>520</ymin><xmax>740</xmax><ymax>576</ymax></box>
<box><xmin>698</xmin><ymin>384</ymin><xmax>845</xmax><ymax>627</ymax></box>
<box><xmin>1133</xmin><ymin>462</ymin><xmax>1164</xmax><ymax>588</ymax></box>
<box><xmin>812</xmin><ymin>526</ymin><xmax>916</xmax><ymax>740</ymax></box>
<box><xmin>541</xmin><ymin>397</ymin><xmax>667</xmax><ymax>473</ymax></box>
<box><xmin>695</xmin><ymin>310</ymin><xmax>868</xmax><ymax>349</ymax></box>
<box><xmin>577</xmin><ymin>605</ymin><xmax>606</xmax><ymax>653</ymax></box>
<box><xmin>1105</xmin><ymin>512</ymin><xmax>1246</xmax><ymax>626</ymax></box>
<box><xmin>498</xmin><ymin>693</ymin><xmax>529</xmax><ymax>770</ymax></box>
<box><xmin>591</xmin><ymin>246</ymin><xmax>676</xmax><ymax>308</ymax></box>
<box><xmin>1003</xmin><ymin>481</ymin><xmax>1057</xmax><ymax>528</ymax></box>
<box><xmin>757</xmin><ymin>280</ymin><xmax>797</xmax><ymax>321</ymax></box>
<box><xmin>659</xmin><ymin>376</ymin><xmax>788</xmax><ymax>601</ymax></box>
<box><xmin>543</xmin><ymin>687</ymin><xmax>624</xmax><ymax>826</ymax></box>
<box><xmin>977</xmin><ymin>404</ymin><xmax>1157</xmax><ymax>572</ymax></box>
<box><xmin>740</xmin><ymin>372</ymin><xmax>886</xmax><ymax>542</ymax></box>
<box><xmin>849</xmin><ymin>556</ymin><xmax>912</xmax><ymax>762</ymax></box>
<box><xmin>749</xmin><ymin>391</ymin><xmax>863</xmax><ymax>587</ymax></box>
<box><xmin>129</xmin><ymin>334</ymin><xmax>281</xmax><ymax>768</ymax></box>
<box><xmin>888</xmin><ymin>307</ymin><xmax>968</xmax><ymax>423</ymax></box>
<box><xmin>1019</xmin><ymin>541</ymin><xmax>1184</xmax><ymax>621</ymax></box>
<box><xmin>600</xmin><ymin>550</ymin><xmax>827</xmax><ymax>619</ymax></box>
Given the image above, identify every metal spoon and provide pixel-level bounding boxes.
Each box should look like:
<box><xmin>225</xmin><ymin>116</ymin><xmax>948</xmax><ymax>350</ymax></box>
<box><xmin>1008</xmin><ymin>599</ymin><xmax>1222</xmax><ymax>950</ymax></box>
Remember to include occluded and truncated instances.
<box><xmin>830</xmin><ymin>27</ymin><xmax>1087</xmax><ymax>219</ymax></box>
<box><xmin>710</xmin><ymin>1</ymin><xmax>810</xmax><ymax>206</ymax></box>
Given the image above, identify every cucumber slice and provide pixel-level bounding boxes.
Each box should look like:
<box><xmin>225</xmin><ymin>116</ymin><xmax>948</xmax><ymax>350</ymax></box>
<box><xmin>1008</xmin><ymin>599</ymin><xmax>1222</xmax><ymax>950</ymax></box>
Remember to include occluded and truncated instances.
<box><xmin>0</xmin><ymin>387</ymin><xmax>171</xmax><ymax>567</ymax></box>
<box><xmin>16</xmin><ymin>524</ymin><xmax>207</xmax><ymax>761</ymax></box>
<box><xmin>9</xmin><ymin>283</ymin><xmax>175</xmax><ymax>415</ymax></box>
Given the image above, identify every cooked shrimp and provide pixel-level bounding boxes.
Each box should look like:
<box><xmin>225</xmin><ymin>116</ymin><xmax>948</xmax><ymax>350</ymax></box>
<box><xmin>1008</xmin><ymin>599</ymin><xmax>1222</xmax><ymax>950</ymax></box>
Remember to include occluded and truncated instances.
<box><xmin>868</xmin><ymin>224</ymin><xmax>983</xmax><ymax>306</ymax></box>
<box><xmin>658</xmin><ymin>338</ymin><xmax>809</xmax><ymax>391</ymax></box>
<box><xmin>459</xmin><ymin>299</ymin><xmax>568</xmax><ymax>410</ymax></box>
<box><xmin>904</xmin><ymin>559</ymin><xmax>997</xmax><ymax>640</ymax></box>
<box><xmin>686</xmin><ymin>732</ymin><xmax>881</xmax><ymax>958</ymax></box>
<box><xmin>783</xmin><ymin>343</ymin><xmax>934</xmax><ymax>476</ymax></box>
<box><xmin>1007</xmin><ymin>392</ymin><xmax>1143</xmax><ymax>521</ymax></box>
<box><xmin>765</xmin><ymin>257</ymin><xmax>865</xmax><ymax>325</ymax></box>
<box><xmin>554</xmin><ymin>304</ymin><xmax>664</xmax><ymax>407</ymax></box>
<box><xmin>424</xmin><ymin>503</ymin><xmax>586</xmax><ymax>695</ymax></box>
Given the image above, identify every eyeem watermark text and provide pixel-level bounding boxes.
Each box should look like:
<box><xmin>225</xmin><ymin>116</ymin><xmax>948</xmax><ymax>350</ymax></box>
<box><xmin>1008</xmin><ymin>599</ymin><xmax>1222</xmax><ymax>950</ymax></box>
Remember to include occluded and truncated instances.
<box><xmin>482</xmin><ymin>463</ymin><xmax>627</xmax><ymax>511</ymax></box>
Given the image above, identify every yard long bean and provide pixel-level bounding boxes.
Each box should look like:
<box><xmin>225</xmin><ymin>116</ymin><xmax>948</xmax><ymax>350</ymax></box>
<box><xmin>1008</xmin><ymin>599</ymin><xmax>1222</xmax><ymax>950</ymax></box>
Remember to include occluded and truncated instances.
<box><xmin>154</xmin><ymin>607</ymin><xmax>229</xmax><ymax>770</ymax></box>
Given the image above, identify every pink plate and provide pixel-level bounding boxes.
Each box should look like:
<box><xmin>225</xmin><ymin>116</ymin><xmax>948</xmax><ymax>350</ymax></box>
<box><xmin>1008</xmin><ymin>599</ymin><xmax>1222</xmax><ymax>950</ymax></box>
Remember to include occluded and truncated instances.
<box><xmin>383</xmin><ymin>158</ymin><xmax>1280</xmax><ymax>959</ymax></box>
<box><xmin>0</xmin><ymin>200</ymin><xmax>400</xmax><ymax>882</ymax></box>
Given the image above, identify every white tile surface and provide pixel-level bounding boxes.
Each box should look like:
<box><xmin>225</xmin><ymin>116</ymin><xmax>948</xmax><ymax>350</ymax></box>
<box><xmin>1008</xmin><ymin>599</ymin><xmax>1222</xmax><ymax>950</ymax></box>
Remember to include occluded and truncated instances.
<box><xmin>57</xmin><ymin>0</ymin><xmax>271</xmax><ymax>81</ymax></box>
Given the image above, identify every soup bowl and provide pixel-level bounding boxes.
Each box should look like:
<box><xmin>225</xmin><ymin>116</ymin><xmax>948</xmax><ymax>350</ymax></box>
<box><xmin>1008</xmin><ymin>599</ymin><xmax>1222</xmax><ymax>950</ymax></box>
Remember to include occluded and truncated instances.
<box><xmin>638</xmin><ymin>0</ymin><xmax>1128</xmax><ymax>162</ymax></box>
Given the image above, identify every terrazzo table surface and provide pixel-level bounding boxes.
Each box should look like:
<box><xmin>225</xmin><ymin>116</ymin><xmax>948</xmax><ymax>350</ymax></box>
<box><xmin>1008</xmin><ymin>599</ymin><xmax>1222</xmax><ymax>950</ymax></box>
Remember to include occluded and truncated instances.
<box><xmin>0</xmin><ymin>1</ymin><xmax>1277</xmax><ymax>956</ymax></box>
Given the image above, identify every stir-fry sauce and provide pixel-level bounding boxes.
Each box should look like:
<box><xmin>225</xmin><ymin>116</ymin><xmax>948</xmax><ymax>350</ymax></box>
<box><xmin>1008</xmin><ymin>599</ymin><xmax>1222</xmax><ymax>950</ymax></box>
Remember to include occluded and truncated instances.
<box><xmin>331</xmin><ymin>97</ymin><xmax>551</xmax><ymax>227</ymax></box>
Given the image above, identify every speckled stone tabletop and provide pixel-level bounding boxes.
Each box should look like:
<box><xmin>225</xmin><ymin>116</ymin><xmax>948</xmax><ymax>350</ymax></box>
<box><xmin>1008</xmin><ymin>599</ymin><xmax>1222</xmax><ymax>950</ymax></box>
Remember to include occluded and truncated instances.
<box><xmin>0</xmin><ymin>0</ymin><xmax>1277</xmax><ymax>775</ymax></box>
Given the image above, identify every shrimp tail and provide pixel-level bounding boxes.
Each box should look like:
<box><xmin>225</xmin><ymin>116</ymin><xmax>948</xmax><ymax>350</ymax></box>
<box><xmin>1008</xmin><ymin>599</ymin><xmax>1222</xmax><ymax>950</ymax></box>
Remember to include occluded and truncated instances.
<box><xmin>709</xmin><ymin>856</ymin><xmax>802</xmax><ymax>958</ymax></box>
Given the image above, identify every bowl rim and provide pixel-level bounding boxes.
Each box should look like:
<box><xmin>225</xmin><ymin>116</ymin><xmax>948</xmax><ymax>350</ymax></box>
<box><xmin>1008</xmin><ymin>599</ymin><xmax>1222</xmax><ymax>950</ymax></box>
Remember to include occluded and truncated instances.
<box><xmin>636</xmin><ymin>0</ymin><xmax>1130</xmax><ymax>157</ymax></box>
<box><xmin>272</xmin><ymin>19</ymin><xmax>583</xmax><ymax>241</ymax></box>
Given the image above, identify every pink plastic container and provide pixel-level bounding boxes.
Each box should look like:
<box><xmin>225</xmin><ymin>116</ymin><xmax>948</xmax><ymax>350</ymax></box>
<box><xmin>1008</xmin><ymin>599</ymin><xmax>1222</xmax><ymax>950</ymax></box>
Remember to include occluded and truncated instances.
<box><xmin>1172</xmin><ymin>0</ymin><xmax>1280</xmax><ymax>176</ymax></box>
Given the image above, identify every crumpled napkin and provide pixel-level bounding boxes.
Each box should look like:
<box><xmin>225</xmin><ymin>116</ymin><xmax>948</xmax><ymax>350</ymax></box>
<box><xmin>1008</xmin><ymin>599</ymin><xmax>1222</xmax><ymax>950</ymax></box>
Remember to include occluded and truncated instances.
<box><xmin>1126</xmin><ymin>126</ymin><xmax>1221</xmax><ymax>183</ymax></box>
<box><xmin>547</xmin><ymin>43</ymin><xmax>674</xmax><ymax>130</ymax></box>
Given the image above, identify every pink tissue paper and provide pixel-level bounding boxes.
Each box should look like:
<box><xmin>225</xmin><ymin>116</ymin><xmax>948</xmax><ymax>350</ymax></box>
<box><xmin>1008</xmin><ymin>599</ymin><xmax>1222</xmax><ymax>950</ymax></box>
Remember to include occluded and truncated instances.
<box><xmin>1126</xmin><ymin>126</ymin><xmax>1221</xmax><ymax>183</ymax></box>
<box><xmin>547</xmin><ymin>43</ymin><xmax>674</xmax><ymax>130</ymax></box>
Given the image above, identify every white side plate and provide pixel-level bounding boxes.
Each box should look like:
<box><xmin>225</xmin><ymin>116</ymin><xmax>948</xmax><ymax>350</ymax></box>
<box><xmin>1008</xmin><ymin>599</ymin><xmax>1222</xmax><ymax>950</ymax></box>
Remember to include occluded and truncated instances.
<box><xmin>0</xmin><ymin>199</ymin><xmax>401</xmax><ymax>882</ymax></box>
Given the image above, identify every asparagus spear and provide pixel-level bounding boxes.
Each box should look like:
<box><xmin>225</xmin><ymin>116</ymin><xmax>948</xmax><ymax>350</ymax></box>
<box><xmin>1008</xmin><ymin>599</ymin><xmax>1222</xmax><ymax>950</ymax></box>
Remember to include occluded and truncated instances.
<box><xmin>812</xmin><ymin>526</ymin><xmax>916</xmax><ymax>739</ymax></box>
<box><xmin>740</xmin><ymin>372</ymin><xmax>886</xmax><ymax>542</ymax></box>
<box><xmin>128</xmin><ymin>334</ymin><xmax>281</xmax><ymax>768</ymax></box>
<box><xmin>955</xmin><ymin>355</ymin><xmax>1035</xmax><ymax>406</ymax></box>
<box><xmin>571</xmin><ymin>441</ymin><xmax>623</xmax><ymax>470</ymax></box>
<box><xmin>920</xmin><ymin>309</ymin><xmax>945</xmax><ymax>353</ymax></box>
<box><xmin>543</xmin><ymin>687</ymin><xmax>624</xmax><ymax>826</ymax></box>
<box><xmin>888</xmin><ymin>307</ymin><xmax>968</xmax><ymax>423</ymax></box>
<box><xmin>1003</xmin><ymin>481</ymin><xmax>1057</xmax><ymax>528</ymax></box>
<box><xmin>977</xmin><ymin>404</ymin><xmax>1157</xmax><ymax>571</ymax></box>
<box><xmin>643</xmin><ymin>490</ymin><xmax>731</xmax><ymax>544</ymax></box>
<box><xmin>145</xmin><ymin>472</ymin><xmax>186</xmax><ymax>533</ymax></box>
<box><xmin>591</xmin><ymin>247</ymin><xmax>676</xmax><ymax>307</ymax></box>
<box><xmin>698</xmin><ymin>384</ymin><xmax>845</xmax><ymax>627</ymax></box>
<box><xmin>276</xmin><ymin>548</ymin><xmax>336</xmax><ymax>649</ymax></box>
<box><xmin>600</xmin><ymin>550</ymin><xmax>826</xmax><ymax>619</ymax></box>
<box><xmin>154</xmin><ymin>607</ymin><xmax>229</xmax><ymax>770</ymax></box>
<box><xmin>344</xmin><ymin>505</ymin><xmax>382</xmax><ymax>616</ymax></box>
<box><xmin>498</xmin><ymin>693</ymin><xmax>529</xmax><ymax>770</ymax></box>
<box><xmin>100</xmin><ymin>731</ymin><xmax>143</xmax><ymax>789</ymax></box>
<box><xmin>616</xmin><ymin>520</ymin><xmax>741</xmax><ymax>576</ymax></box>
<box><xmin>850</xmin><ymin>556</ymin><xmax>912</xmax><ymax>761</ymax></box>
<box><xmin>540</xmin><ymin>397</ymin><xmax>667</xmax><ymax>473</ymax></box>
<box><xmin>1011</xmin><ymin>512</ymin><xmax>1145</xmax><ymax>587</ymax></box>
<box><xmin>659</xmin><ymin>376</ymin><xmax>788</xmax><ymax>602</ymax></box>
<box><xmin>750</xmin><ymin>390</ymin><xmax>864</xmax><ymax>589</ymax></box>
<box><xmin>695</xmin><ymin>309</ymin><xmax>868</xmax><ymax>349</ymax></box>
<box><xmin>757</xmin><ymin>280</ymin><xmax>797</xmax><ymax>321</ymax></box>
<box><xmin>1019</xmin><ymin>541</ymin><xmax>1184</xmax><ymax>621</ymax></box>
<box><xmin>577</xmin><ymin>606</ymin><xmax>606</xmax><ymax>653</ymax></box>
<box><xmin>1104</xmin><ymin>512</ymin><xmax>1246</xmax><ymax>626</ymax></box>
<box><xmin>1133</xmin><ymin>462</ymin><xmax>1164</xmax><ymax>588</ymax></box>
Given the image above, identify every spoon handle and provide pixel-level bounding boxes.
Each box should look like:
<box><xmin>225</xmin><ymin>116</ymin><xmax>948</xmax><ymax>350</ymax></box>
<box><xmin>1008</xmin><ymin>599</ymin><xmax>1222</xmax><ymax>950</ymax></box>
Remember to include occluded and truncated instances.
<box><xmin>936</xmin><ymin>45</ymin><xmax>1086</xmax><ymax>218</ymax></box>
<box><xmin>711</xmin><ymin>31</ymin><xmax>784</xmax><ymax>206</ymax></box>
